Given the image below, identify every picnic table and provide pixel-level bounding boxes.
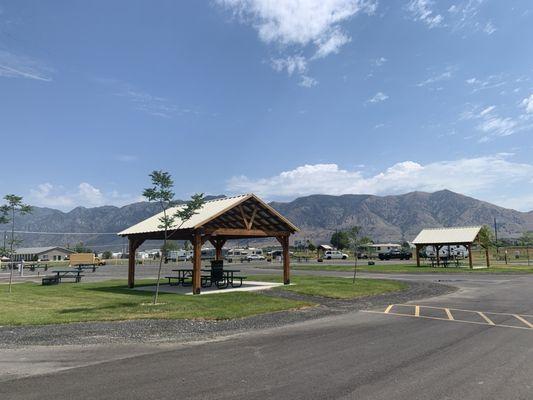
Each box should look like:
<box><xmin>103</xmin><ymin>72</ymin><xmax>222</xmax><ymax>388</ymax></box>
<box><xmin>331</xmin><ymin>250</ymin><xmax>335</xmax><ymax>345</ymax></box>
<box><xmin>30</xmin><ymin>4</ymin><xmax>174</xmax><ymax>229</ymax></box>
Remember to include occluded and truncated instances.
<box><xmin>42</xmin><ymin>269</ymin><xmax>84</xmax><ymax>285</ymax></box>
<box><xmin>167</xmin><ymin>268</ymin><xmax>246</xmax><ymax>289</ymax></box>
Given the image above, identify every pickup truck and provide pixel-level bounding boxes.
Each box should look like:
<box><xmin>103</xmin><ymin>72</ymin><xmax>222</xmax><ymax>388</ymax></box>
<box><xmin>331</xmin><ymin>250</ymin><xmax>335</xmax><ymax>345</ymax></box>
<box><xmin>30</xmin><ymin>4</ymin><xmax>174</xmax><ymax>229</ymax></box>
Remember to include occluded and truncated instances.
<box><xmin>378</xmin><ymin>249</ymin><xmax>412</xmax><ymax>260</ymax></box>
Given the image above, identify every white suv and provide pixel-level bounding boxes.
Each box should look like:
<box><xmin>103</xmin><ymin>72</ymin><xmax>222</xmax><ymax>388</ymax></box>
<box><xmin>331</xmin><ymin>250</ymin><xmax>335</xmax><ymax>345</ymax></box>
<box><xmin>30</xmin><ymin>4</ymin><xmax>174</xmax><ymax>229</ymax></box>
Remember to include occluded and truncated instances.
<box><xmin>324</xmin><ymin>250</ymin><xmax>348</xmax><ymax>260</ymax></box>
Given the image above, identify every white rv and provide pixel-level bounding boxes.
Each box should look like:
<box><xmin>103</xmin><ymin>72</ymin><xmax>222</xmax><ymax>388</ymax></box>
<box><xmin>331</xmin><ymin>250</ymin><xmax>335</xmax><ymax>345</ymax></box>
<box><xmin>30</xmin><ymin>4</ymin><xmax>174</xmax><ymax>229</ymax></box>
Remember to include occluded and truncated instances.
<box><xmin>425</xmin><ymin>245</ymin><xmax>469</xmax><ymax>258</ymax></box>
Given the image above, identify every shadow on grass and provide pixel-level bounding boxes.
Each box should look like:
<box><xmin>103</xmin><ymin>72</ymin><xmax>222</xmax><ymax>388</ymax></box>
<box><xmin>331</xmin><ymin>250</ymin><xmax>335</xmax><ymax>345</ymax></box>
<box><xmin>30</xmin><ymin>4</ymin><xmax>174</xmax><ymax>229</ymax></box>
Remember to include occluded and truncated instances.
<box><xmin>57</xmin><ymin>301</ymin><xmax>140</xmax><ymax>314</ymax></box>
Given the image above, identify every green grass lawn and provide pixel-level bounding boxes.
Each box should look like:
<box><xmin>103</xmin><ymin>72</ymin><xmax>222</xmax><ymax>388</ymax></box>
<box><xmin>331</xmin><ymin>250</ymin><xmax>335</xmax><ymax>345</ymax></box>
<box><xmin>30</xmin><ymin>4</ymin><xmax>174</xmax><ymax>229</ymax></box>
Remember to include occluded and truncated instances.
<box><xmin>0</xmin><ymin>280</ymin><xmax>308</xmax><ymax>326</ymax></box>
<box><xmin>282</xmin><ymin>263</ymin><xmax>533</xmax><ymax>274</ymax></box>
<box><xmin>257</xmin><ymin>275</ymin><xmax>407</xmax><ymax>299</ymax></box>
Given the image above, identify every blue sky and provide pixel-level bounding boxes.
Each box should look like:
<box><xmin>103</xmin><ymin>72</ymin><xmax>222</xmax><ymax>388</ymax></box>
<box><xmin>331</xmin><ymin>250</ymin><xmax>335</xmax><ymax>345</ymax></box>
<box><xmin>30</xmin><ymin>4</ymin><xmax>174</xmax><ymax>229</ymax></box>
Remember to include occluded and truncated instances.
<box><xmin>1</xmin><ymin>0</ymin><xmax>533</xmax><ymax>211</ymax></box>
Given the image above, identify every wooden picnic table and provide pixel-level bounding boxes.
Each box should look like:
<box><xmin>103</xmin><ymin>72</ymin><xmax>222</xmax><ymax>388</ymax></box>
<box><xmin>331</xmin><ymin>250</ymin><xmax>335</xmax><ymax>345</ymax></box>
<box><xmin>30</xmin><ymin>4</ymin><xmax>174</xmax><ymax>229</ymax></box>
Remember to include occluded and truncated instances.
<box><xmin>168</xmin><ymin>268</ymin><xmax>244</xmax><ymax>288</ymax></box>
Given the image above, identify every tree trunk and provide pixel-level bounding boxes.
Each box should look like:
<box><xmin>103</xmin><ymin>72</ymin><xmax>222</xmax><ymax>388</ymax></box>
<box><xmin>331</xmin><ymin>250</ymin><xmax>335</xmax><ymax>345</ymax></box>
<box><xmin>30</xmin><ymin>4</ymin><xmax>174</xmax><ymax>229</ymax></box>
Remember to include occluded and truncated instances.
<box><xmin>8</xmin><ymin>207</ymin><xmax>14</xmax><ymax>294</ymax></box>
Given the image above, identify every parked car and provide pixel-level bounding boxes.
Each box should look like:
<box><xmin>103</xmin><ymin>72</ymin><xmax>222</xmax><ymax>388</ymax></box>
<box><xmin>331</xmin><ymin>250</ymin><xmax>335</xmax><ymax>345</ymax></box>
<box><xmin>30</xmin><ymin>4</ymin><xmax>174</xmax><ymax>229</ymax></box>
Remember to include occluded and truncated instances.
<box><xmin>378</xmin><ymin>249</ymin><xmax>412</xmax><ymax>260</ymax></box>
<box><xmin>246</xmin><ymin>254</ymin><xmax>265</xmax><ymax>261</ymax></box>
<box><xmin>324</xmin><ymin>250</ymin><xmax>348</xmax><ymax>260</ymax></box>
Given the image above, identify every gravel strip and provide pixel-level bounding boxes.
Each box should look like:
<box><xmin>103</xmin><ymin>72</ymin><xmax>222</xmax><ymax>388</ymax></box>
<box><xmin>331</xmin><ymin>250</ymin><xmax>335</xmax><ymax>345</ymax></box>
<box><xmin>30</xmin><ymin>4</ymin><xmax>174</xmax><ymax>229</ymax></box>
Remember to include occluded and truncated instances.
<box><xmin>0</xmin><ymin>280</ymin><xmax>454</xmax><ymax>348</ymax></box>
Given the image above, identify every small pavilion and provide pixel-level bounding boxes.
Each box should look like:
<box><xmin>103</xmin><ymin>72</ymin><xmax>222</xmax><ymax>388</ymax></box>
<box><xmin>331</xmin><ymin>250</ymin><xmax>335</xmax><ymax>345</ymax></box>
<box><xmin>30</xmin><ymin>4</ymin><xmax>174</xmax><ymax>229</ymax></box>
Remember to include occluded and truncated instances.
<box><xmin>412</xmin><ymin>226</ymin><xmax>484</xmax><ymax>269</ymax></box>
<box><xmin>118</xmin><ymin>194</ymin><xmax>299</xmax><ymax>294</ymax></box>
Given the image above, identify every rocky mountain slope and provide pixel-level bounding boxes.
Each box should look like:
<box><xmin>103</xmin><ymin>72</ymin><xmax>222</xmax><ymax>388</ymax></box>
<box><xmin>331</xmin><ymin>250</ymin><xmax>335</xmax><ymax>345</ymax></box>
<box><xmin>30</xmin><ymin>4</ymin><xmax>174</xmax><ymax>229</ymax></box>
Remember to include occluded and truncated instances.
<box><xmin>1</xmin><ymin>190</ymin><xmax>532</xmax><ymax>250</ymax></box>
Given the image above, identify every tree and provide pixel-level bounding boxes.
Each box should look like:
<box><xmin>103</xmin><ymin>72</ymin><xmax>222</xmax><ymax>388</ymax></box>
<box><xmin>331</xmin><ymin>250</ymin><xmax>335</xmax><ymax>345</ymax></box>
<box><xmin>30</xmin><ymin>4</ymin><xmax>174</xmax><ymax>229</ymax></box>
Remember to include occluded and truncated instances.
<box><xmin>73</xmin><ymin>242</ymin><xmax>93</xmax><ymax>254</ymax></box>
<box><xmin>307</xmin><ymin>240</ymin><xmax>316</xmax><ymax>253</ymax></box>
<box><xmin>102</xmin><ymin>251</ymin><xmax>113</xmax><ymax>260</ymax></box>
<box><xmin>518</xmin><ymin>231</ymin><xmax>533</xmax><ymax>246</ymax></box>
<box><xmin>478</xmin><ymin>225</ymin><xmax>494</xmax><ymax>267</ymax></box>
<box><xmin>346</xmin><ymin>226</ymin><xmax>361</xmax><ymax>283</ymax></box>
<box><xmin>0</xmin><ymin>194</ymin><xmax>32</xmax><ymax>293</ymax></box>
<box><xmin>330</xmin><ymin>231</ymin><xmax>350</xmax><ymax>250</ymax></box>
<box><xmin>143</xmin><ymin>170</ymin><xmax>205</xmax><ymax>304</ymax></box>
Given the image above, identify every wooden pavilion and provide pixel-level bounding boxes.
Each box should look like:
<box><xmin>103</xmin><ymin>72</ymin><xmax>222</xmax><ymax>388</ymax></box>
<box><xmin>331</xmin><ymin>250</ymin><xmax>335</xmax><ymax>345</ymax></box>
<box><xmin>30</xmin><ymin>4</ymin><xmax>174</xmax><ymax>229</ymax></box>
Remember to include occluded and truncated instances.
<box><xmin>412</xmin><ymin>226</ymin><xmax>484</xmax><ymax>269</ymax></box>
<box><xmin>118</xmin><ymin>194</ymin><xmax>299</xmax><ymax>294</ymax></box>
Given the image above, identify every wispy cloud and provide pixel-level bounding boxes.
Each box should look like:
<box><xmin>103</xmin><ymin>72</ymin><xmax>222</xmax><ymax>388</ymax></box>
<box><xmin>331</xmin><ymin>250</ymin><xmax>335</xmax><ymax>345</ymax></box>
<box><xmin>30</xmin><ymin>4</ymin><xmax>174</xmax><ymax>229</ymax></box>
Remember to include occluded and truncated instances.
<box><xmin>521</xmin><ymin>94</ymin><xmax>533</xmax><ymax>114</ymax></box>
<box><xmin>461</xmin><ymin>103</ymin><xmax>533</xmax><ymax>142</ymax></box>
<box><xmin>373</xmin><ymin>57</ymin><xmax>387</xmax><ymax>67</ymax></box>
<box><xmin>216</xmin><ymin>0</ymin><xmax>378</xmax><ymax>86</ymax></box>
<box><xmin>29</xmin><ymin>182</ymin><xmax>143</xmax><ymax>210</ymax></box>
<box><xmin>465</xmin><ymin>74</ymin><xmax>507</xmax><ymax>93</ymax></box>
<box><xmin>367</xmin><ymin>92</ymin><xmax>389</xmax><ymax>103</ymax></box>
<box><xmin>417</xmin><ymin>66</ymin><xmax>455</xmax><ymax>87</ymax></box>
<box><xmin>406</xmin><ymin>0</ymin><xmax>443</xmax><ymax>28</ymax></box>
<box><xmin>227</xmin><ymin>155</ymin><xmax>533</xmax><ymax>210</ymax></box>
<box><xmin>94</xmin><ymin>78</ymin><xmax>197</xmax><ymax>118</ymax></box>
<box><xmin>0</xmin><ymin>50</ymin><xmax>53</xmax><ymax>82</ymax></box>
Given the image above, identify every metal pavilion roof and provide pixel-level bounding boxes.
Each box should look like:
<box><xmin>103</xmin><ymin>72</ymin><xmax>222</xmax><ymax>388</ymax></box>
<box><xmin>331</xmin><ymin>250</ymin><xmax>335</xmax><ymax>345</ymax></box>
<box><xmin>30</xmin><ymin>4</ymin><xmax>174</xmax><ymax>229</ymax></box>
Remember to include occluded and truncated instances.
<box><xmin>412</xmin><ymin>226</ymin><xmax>483</xmax><ymax>245</ymax></box>
<box><xmin>118</xmin><ymin>193</ymin><xmax>298</xmax><ymax>236</ymax></box>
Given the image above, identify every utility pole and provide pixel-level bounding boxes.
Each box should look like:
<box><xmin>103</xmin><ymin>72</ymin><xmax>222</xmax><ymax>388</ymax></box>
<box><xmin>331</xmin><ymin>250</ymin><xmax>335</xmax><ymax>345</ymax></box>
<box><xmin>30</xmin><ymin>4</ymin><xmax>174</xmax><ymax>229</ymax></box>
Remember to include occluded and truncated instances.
<box><xmin>494</xmin><ymin>218</ymin><xmax>498</xmax><ymax>254</ymax></box>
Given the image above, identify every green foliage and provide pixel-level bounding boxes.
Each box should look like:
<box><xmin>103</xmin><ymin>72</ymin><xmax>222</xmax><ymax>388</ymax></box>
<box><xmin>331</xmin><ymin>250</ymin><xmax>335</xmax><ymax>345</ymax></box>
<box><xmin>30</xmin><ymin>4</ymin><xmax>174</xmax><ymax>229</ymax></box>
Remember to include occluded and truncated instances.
<box><xmin>73</xmin><ymin>242</ymin><xmax>93</xmax><ymax>254</ymax></box>
<box><xmin>307</xmin><ymin>240</ymin><xmax>316</xmax><ymax>252</ymax></box>
<box><xmin>330</xmin><ymin>230</ymin><xmax>350</xmax><ymax>250</ymax></box>
<box><xmin>102</xmin><ymin>251</ymin><xmax>113</xmax><ymax>259</ymax></box>
<box><xmin>478</xmin><ymin>225</ymin><xmax>494</xmax><ymax>248</ymax></box>
<box><xmin>518</xmin><ymin>231</ymin><xmax>533</xmax><ymax>246</ymax></box>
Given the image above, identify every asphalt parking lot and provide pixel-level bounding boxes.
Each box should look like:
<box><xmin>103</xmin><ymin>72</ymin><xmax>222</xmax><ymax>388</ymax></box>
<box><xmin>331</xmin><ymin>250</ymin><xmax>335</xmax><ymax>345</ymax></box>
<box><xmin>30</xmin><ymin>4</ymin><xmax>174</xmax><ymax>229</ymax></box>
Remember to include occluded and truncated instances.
<box><xmin>0</xmin><ymin>269</ymin><xmax>532</xmax><ymax>399</ymax></box>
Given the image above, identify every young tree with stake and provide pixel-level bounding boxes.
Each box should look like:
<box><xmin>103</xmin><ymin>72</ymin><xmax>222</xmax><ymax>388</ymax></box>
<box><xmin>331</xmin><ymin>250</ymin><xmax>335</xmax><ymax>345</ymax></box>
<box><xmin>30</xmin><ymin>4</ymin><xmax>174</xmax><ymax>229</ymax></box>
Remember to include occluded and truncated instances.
<box><xmin>0</xmin><ymin>194</ymin><xmax>32</xmax><ymax>294</ymax></box>
<box><xmin>143</xmin><ymin>171</ymin><xmax>204</xmax><ymax>304</ymax></box>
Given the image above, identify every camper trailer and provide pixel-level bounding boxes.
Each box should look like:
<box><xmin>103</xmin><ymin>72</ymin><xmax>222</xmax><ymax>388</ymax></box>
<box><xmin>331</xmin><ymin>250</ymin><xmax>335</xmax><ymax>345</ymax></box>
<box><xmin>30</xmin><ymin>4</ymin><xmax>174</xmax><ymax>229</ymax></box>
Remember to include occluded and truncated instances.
<box><xmin>425</xmin><ymin>245</ymin><xmax>469</xmax><ymax>259</ymax></box>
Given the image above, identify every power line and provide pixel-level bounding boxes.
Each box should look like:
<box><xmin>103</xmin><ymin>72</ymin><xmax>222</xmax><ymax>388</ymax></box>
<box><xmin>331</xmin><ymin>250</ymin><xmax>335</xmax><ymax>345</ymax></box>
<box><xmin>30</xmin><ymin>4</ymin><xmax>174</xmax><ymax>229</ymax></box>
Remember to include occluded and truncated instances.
<box><xmin>11</xmin><ymin>230</ymin><xmax>119</xmax><ymax>235</ymax></box>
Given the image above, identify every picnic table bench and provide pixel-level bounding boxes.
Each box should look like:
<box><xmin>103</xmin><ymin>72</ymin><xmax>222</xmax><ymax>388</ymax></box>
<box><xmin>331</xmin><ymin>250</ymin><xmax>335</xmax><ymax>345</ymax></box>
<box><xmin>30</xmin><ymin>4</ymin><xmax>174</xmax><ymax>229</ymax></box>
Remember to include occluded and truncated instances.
<box><xmin>42</xmin><ymin>269</ymin><xmax>84</xmax><ymax>285</ymax></box>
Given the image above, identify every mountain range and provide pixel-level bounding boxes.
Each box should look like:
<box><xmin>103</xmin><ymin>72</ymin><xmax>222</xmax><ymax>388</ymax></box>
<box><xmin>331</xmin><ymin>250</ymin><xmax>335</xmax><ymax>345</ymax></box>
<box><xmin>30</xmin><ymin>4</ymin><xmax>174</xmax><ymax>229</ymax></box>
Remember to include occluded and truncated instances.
<box><xmin>2</xmin><ymin>190</ymin><xmax>532</xmax><ymax>250</ymax></box>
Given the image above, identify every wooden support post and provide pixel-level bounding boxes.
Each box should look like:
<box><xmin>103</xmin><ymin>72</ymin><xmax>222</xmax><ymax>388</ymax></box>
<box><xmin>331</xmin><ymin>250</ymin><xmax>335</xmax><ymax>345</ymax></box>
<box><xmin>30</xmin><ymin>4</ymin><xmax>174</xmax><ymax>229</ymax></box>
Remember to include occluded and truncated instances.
<box><xmin>277</xmin><ymin>235</ymin><xmax>290</xmax><ymax>285</ymax></box>
<box><xmin>436</xmin><ymin>245</ymin><xmax>441</xmax><ymax>267</ymax></box>
<box><xmin>127</xmin><ymin>237</ymin><xmax>144</xmax><ymax>288</ymax></box>
<box><xmin>485</xmin><ymin>247</ymin><xmax>490</xmax><ymax>268</ymax></box>
<box><xmin>192</xmin><ymin>233</ymin><xmax>202</xmax><ymax>294</ymax></box>
<box><xmin>415</xmin><ymin>244</ymin><xmax>421</xmax><ymax>267</ymax></box>
<box><xmin>209</xmin><ymin>238</ymin><xmax>227</xmax><ymax>261</ymax></box>
<box><xmin>468</xmin><ymin>243</ymin><xmax>473</xmax><ymax>269</ymax></box>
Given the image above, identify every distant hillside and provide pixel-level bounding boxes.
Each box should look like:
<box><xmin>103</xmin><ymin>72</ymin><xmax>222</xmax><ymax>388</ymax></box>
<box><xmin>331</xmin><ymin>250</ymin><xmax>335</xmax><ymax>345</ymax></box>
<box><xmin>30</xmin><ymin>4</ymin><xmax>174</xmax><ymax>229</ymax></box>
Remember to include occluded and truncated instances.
<box><xmin>1</xmin><ymin>190</ymin><xmax>532</xmax><ymax>250</ymax></box>
<box><xmin>271</xmin><ymin>190</ymin><xmax>533</xmax><ymax>244</ymax></box>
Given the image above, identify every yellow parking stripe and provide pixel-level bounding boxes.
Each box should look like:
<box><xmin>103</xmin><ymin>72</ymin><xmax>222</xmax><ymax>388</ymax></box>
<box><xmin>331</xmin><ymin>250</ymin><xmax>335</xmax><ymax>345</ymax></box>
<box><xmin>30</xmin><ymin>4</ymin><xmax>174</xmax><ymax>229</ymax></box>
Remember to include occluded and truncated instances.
<box><xmin>445</xmin><ymin>308</ymin><xmax>454</xmax><ymax>320</ymax></box>
<box><xmin>415</xmin><ymin>305</ymin><xmax>420</xmax><ymax>317</ymax></box>
<box><xmin>514</xmin><ymin>315</ymin><xmax>533</xmax><ymax>329</ymax></box>
<box><xmin>384</xmin><ymin>305</ymin><xmax>394</xmax><ymax>314</ymax></box>
<box><xmin>363</xmin><ymin>310</ymin><xmax>533</xmax><ymax>331</ymax></box>
<box><xmin>477</xmin><ymin>312</ymin><xmax>495</xmax><ymax>325</ymax></box>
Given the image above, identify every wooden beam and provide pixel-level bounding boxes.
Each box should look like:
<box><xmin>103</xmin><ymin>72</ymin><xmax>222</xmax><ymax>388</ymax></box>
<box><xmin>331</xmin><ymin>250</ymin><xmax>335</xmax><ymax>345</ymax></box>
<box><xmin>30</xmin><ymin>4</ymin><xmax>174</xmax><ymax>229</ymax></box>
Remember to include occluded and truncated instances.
<box><xmin>415</xmin><ymin>244</ymin><xmax>421</xmax><ymax>267</ymax></box>
<box><xmin>207</xmin><ymin>228</ymin><xmax>288</xmax><ymax>237</ymax></box>
<box><xmin>468</xmin><ymin>243</ymin><xmax>473</xmax><ymax>269</ymax></box>
<box><xmin>192</xmin><ymin>233</ymin><xmax>202</xmax><ymax>294</ymax></box>
<box><xmin>239</xmin><ymin>205</ymin><xmax>249</xmax><ymax>229</ymax></box>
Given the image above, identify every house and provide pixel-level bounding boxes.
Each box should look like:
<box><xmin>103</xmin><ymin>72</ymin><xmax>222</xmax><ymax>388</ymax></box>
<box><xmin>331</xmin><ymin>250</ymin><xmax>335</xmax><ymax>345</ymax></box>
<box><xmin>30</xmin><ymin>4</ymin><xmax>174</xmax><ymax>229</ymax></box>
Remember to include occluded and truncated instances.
<box><xmin>12</xmin><ymin>246</ymin><xmax>75</xmax><ymax>262</ymax></box>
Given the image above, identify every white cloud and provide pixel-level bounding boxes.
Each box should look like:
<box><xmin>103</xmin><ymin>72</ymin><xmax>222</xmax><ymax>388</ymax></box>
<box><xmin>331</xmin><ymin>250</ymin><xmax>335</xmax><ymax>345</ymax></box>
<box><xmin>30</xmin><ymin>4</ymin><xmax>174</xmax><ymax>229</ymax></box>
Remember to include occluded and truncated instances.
<box><xmin>299</xmin><ymin>75</ymin><xmax>318</xmax><ymax>88</ymax></box>
<box><xmin>483</xmin><ymin>21</ymin><xmax>496</xmax><ymax>35</ymax></box>
<box><xmin>521</xmin><ymin>94</ymin><xmax>533</xmax><ymax>114</ymax></box>
<box><xmin>417</xmin><ymin>67</ymin><xmax>454</xmax><ymax>87</ymax></box>
<box><xmin>368</xmin><ymin>91</ymin><xmax>389</xmax><ymax>103</ymax></box>
<box><xmin>271</xmin><ymin>55</ymin><xmax>307</xmax><ymax>75</ymax></box>
<box><xmin>373</xmin><ymin>57</ymin><xmax>387</xmax><ymax>66</ymax></box>
<box><xmin>0</xmin><ymin>50</ymin><xmax>52</xmax><ymax>82</ymax></box>
<box><xmin>29</xmin><ymin>182</ymin><xmax>142</xmax><ymax>210</ymax></box>
<box><xmin>461</xmin><ymin>104</ymin><xmax>530</xmax><ymax>140</ymax></box>
<box><xmin>227</xmin><ymin>155</ymin><xmax>533</xmax><ymax>210</ymax></box>
<box><xmin>464</xmin><ymin>74</ymin><xmax>507</xmax><ymax>93</ymax></box>
<box><xmin>406</xmin><ymin>0</ymin><xmax>443</xmax><ymax>28</ymax></box>
<box><xmin>217</xmin><ymin>0</ymin><xmax>377</xmax><ymax>85</ymax></box>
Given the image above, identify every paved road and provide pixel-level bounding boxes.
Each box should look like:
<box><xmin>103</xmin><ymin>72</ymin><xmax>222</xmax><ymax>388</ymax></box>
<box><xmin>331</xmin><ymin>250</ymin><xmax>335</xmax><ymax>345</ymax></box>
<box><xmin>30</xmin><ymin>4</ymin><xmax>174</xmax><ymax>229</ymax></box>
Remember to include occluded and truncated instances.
<box><xmin>1</xmin><ymin>273</ymin><xmax>532</xmax><ymax>399</ymax></box>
